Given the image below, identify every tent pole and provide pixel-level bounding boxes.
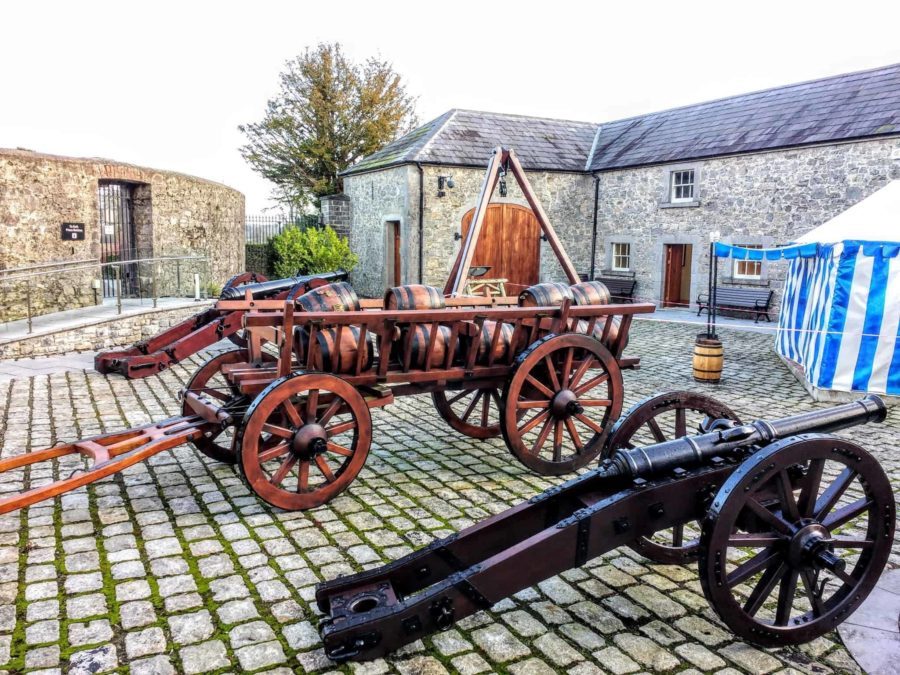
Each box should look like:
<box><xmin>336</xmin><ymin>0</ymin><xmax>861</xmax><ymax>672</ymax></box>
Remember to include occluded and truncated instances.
<box><xmin>711</xmin><ymin>248</ymin><xmax>718</xmax><ymax>338</ymax></box>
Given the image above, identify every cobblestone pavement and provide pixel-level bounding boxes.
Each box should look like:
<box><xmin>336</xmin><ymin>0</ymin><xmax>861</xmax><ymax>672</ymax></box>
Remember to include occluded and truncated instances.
<box><xmin>0</xmin><ymin>320</ymin><xmax>896</xmax><ymax>674</ymax></box>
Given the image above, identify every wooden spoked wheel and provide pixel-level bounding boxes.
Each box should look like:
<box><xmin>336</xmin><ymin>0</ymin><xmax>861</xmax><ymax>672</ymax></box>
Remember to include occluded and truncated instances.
<box><xmin>605</xmin><ymin>391</ymin><xmax>741</xmax><ymax>564</ymax></box>
<box><xmin>501</xmin><ymin>334</ymin><xmax>623</xmax><ymax>475</ymax></box>
<box><xmin>432</xmin><ymin>387</ymin><xmax>503</xmax><ymax>439</ymax></box>
<box><xmin>223</xmin><ymin>272</ymin><xmax>268</xmax><ymax>347</ymax></box>
<box><xmin>182</xmin><ymin>349</ymin><xmax>255</xmax><ymax>464</ymax></box>
<box><xmin>699</xmin><ymin>435</ymin><xmax>894</xmax><ymax>646</ymax></box>
<box><xmin>238</xmin><ymin>372</ymin><xmax>371</xmax><ymax>510</ymax></box>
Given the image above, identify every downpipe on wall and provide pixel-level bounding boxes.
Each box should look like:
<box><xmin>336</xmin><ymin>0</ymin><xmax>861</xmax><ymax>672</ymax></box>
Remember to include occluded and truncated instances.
<box><xmin>416</xmin><ymin>163</ymin><xmax>424</xmax><ymax>284</ymax></box>
<box><xmin>590</xmin><ymin>175</ymin><xmax>600</xmax><ymax>280</ymax></box>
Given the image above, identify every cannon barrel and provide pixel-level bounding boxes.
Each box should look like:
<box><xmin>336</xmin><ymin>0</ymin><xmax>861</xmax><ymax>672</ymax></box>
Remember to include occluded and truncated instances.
<box><xmin>218</xmin><ymin>269</ymin><xmax>347</xmax><ymax>300</ymax></box>
<box><xmin>604</xmin><ymin>395</ymin><xmax>887</xmax><ymax>478</ymax></box>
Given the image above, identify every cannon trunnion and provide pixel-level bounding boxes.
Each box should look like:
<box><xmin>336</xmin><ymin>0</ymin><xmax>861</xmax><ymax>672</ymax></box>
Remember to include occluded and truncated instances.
<box><xmin>316</xmin><ymin>395</ymin><xmax>895</xmax><ymax>661</ymax></box>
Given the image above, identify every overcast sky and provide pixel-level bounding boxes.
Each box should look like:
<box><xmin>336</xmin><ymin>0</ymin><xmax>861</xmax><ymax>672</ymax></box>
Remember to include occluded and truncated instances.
<box><xmin>1</xmin><ymin>1</ymin><xmax>898</xmax><ymax>213</ymax></box>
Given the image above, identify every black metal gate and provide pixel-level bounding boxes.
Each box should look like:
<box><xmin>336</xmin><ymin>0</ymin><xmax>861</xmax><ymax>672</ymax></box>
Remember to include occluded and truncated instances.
<box><xmin>98</xmin><ymin>181</ymin><xmax>139</xmax><ymax>298</ymax></box>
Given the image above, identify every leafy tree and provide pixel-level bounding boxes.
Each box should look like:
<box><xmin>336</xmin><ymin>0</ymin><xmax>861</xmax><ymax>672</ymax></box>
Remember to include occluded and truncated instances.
<box><xmin>272</xmin><ymin>225</ymin><xmax>359</xmax><ymax>278</ymax></box>
<box><xmin>240</xmin><ymin>42</ymin><xmax>417</xmax><ymax>208</ymax></box>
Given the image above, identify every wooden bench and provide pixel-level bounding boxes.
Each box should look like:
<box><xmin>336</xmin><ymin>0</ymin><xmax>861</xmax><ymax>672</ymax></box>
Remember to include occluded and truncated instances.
<box><xmin>595</xmin><ymin>273</ymin><xmax>637</xmax><ymax>303</ymax></box>
<box><xmin>697</xmin><ymin>287</ymin><xmax>774</xmax><ymax>323</ymax></box>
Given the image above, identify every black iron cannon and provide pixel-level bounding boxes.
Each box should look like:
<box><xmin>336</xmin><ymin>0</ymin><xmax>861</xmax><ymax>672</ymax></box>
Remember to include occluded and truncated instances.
<box><xmin>316</xmin><ymin>393</ymin><xmax>895</xmax><ymax>661</ymax></box>
<box><xmin>217</xmin><ymin>269</ymin><xmax>347</xmax><ymax>300</ymax></box>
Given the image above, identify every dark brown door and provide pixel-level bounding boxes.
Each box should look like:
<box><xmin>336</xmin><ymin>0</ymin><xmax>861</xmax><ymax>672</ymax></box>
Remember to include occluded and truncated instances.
<box><xmin>663</xmin><ymin>244</ymin><xmax>691</xmax><ymax>307</ymax></box>
<box><xmin>390</xmin><ymin>221</ymin><xmax>401</xmax><ymax>286</ymax></box>
<box><xmin>460</xmin><ymin>204</ymin><xmax>540</xmax><ymax>291</ymax></box>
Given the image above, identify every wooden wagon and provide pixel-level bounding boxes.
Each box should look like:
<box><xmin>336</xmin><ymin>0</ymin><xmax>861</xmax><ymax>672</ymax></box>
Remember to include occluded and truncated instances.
<box><xmin>0</xmin><ymin>147</ymin><xmax>654</xmax><ymax>515</ymax></box>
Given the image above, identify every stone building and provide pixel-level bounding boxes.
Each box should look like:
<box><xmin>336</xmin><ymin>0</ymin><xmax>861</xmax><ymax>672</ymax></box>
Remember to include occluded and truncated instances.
<box><xmin>0</xmin><ymin>149</ymin><xmax>245</xmax><ymax>321</ymax></box>
<box><xmin>340</xmin><ymin>63</ymin><xmax>900</xmax><ymax>308</ymax></box>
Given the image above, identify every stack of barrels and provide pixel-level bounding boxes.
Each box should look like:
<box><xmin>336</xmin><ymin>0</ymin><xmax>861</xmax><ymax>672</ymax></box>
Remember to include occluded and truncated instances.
<box><xmin>518</xmin><ymin>280</ymin><xmax>624</xmax><ymax>349</ymax></box>
<box><xmin>294</xmin><ymin>282</ymin><xmax>372</xmax><ymax>373</ymax></box>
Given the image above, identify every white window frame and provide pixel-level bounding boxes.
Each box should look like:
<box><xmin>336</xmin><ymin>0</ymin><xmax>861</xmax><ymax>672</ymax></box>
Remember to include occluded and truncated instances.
<box><xmin>611</xmin><ymin>242</ymin><xmax>631</xmax><ymax>272</ymax></box>
<box><xmin>733</xmin><ymin>244</ymin><xmax>763</xmax><ymax>280</ymax></box>
<box><xmin>670</xmin><ymin>169</ymin><xmax>695</xmax><ymax>203</ymax></box>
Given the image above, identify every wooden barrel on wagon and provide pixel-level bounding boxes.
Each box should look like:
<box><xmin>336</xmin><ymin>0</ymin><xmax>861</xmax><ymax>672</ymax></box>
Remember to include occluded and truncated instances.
<box><xmin>384</xmin><ymin>285</ymin><xmax>445</xmax><ymax>310</ymax></box>
<box><xmin>296</xmin><ymin>326</ymin><xmax>373</xmax><ymax>374</ymax></box>
<box><xmin>570</xmin><ymin>281</ymin><xmax>624</xmax><ymax>348</ymax></box>
<box><xmin>476</xmin><ymin>321</ymin><xmax>516</xmax><ymax>364</ymax></box>
<box><xmin>405</xmin><ymin>324</ymin><xmax>460</xmax><ymax>369</ymax></box>
<box><xmin>518</xmin><ymin>282</ymin><xmax>573</xmax><ymax>308</ymax></box>
<box><xmin>693</xmin><ymin>334</ymin><xmax>724</xmax><ymax>383</ymax></box>
<box><xmin>294</xmin><ymin>282</ymin><xmax>366</xmax><ymax>372</ymax></box>
<box><xmin>295</xmin><ymin>282</ymin><xmax>360</xmax><ymax>312</ymax></box>
<box><xmin>570</xmin><ymin>280</ymin><xmax>611</xmax><ymax>306</ymax></box>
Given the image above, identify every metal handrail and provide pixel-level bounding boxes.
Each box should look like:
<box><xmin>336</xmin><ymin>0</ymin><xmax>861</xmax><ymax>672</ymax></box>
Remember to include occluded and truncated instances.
<box><xmin>1</xmin><ymin>254</ymin><xmax>211</xmax><ymax>335</ymax></box>
<box><xmin>0</xmin><ymin>258</ymin><xmax>100</xmax><ymax>275</ymax></box>
<box><xmin>0</xmin><ymin>255</ymin><xmax>206</xmax><ymax>283</ymax></box>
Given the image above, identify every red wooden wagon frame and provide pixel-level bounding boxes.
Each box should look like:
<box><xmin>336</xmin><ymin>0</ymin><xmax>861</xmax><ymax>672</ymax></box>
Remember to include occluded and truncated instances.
<box><xmin>0</xmin><ymin>147</ymin><xmax>654</xmax><ymax>515</ymax></box>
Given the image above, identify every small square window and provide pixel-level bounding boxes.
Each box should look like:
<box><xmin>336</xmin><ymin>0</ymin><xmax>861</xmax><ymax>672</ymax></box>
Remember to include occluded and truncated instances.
<box><xmin>670</xmin><ymin>170</ymin><xmax>695</xmax><ymax>203</ymax></box>
<box><xmin>611</xmin><ymin>242</ymin><xmax>631</xmax><ymax>271</ymax></box>
<box><xmin>733</xmin><ymin>244</ymin><xmax>762</xmax><ymax>279</ymax></box>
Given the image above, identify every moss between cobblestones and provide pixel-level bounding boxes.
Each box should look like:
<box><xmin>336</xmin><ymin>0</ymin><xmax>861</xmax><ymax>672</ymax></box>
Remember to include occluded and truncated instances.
<box><xmin>1</xmin><ymin>322</ymin><xmax>895</xmax><ymax>673</ymax></box>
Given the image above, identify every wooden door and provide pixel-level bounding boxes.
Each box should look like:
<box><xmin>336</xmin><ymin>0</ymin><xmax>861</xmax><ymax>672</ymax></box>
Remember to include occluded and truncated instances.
<box><xmin>460</xmin><ymin>204</ymin><xmax>540</xmax><ymax>289</ymax></box>
<box><xmin>663</xmin><ymin>244</ymin><xmax>688</xmax><ymax>307</ymax></box>
<box><xmin>391</xmin><ymin>221</ymin><xmax>401</xmax><ymax>286</ymax></box>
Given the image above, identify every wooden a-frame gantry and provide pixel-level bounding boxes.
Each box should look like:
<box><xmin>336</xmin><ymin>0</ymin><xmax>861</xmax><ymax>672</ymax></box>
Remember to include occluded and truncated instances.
<box><xmin>443</xmin><ymin>147</ymin><xmax>580</xmax><ymax>296</ymax></box>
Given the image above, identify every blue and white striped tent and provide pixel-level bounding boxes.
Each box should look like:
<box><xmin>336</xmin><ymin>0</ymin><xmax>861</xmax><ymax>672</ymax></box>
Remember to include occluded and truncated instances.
<box><xmin>715</xmin><ymin>181</ymin><xmax>900</xmax><ymax>396</ymax></box>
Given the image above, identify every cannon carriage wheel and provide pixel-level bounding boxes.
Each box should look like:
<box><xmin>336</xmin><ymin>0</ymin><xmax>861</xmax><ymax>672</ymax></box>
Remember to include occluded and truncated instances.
<box><xmin>238</xmin><ymin>372</ymin><xmax>371</xmax><ymax>510</ymax></box>
<box><xmin>181</xmin><ymin>348</ymin><xmax>276</xmax><ymax>464</ymax></box>
<box><xmin>699</xmin><ymin>435</ymin><xmax>894</xmax><ymax>646</ymax></box>
<box><xmin>432</xmin><ymin>387</ymin><xmax>504</xmax><ymax>439</ymax></box>
<box><xmin>222</xmin><ymin>272</ymin><xmax>269</xmax><ymax>347</ymax></box>
<box><xmin>501</xmin><ymin>333</ymin><xmax>623</xmax><ymax>475</ymax></box>
<box><xmin>604</xmin><ymin>391</ymin><xmax>741</xmax><ymax>563</ymax></box>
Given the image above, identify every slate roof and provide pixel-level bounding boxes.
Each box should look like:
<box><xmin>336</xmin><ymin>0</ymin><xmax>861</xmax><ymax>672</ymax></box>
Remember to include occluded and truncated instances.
<box><xmin>587</xmin><ymin>62</ymin><xmax>900</xmax><ymax>171</ymax></box>
<box><xmin>344</xmin><ymin>63</ymin><xmax>900</xmax><ymax>176</ymax></box>
<box><xmin>343</xmin><ymin>109</ymin><xmax>598</xmax><ymax>174</ymax></box>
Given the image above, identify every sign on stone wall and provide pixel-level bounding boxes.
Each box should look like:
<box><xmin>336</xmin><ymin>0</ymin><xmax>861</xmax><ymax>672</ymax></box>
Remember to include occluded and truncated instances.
<box><xmin>61</xmin><ymin>222</ymin><xmax>86</xmax><ymax>240</ymax></box>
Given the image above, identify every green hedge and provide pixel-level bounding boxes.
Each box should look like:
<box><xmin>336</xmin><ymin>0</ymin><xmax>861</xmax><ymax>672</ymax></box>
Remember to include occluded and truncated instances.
<box><xmin>245</xmin><ymin>242</ymin><xmax>274</xmax><ymax>277</ymax></box>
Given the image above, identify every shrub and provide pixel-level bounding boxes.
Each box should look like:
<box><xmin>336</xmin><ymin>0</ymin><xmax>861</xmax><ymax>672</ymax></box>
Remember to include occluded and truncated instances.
<box><xmin>245</xmin><ymin>242</ymin><xmax>275</xmax><ymax>277</ymax></box>
<box><xmin>271</xmin><ymin>225</ymin><xmax>358</xmax><ymax>278</ymax></box>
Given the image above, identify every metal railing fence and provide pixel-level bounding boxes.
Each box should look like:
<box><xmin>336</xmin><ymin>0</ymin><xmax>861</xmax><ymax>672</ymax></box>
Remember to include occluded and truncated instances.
<box><xmin>0</xmin><ymin>255</ymin><xmax>209</xmax><ymax>334</ymax></box>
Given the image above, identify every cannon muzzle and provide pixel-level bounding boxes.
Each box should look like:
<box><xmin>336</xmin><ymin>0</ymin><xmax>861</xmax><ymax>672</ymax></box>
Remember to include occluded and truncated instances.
<box><xmin>604</xmin><ymin>395</ymin><xmax>886</xmax><ymax>479</ymax></box>
<box><xmin>218</xmin><ymin>269</ymin><xmax>347</xmax><ymax>300</ymax></box>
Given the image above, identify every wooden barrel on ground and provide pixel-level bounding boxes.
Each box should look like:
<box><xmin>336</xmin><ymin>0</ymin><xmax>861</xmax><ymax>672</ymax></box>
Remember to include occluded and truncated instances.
<box><xmin>693</xmin><ymin>334</ymin><xmax>724</xmax><ymax>383</ymax></box>
<box><xmin>570</xmin><ymin>281</ymin><xmax>611</xmax><ymax>306</ymax></box>
<box><xmin>405</xmin><ymin>324</ymin><xmax>459</xmax><ymax>369</ymax></box>
<box><xmin>295</xmin><ymin>282</ymin><xmax>360</xmax><ymax>312</ymax></box>
<box><xmin>294</xmin><ymin>325</ymin><xmax>373</xmax><ymax>374</ymax></box>
<box><xmin>384</xmin><ymin>285</ymin><xmax>445</xmax><ymax>310</ymax></box>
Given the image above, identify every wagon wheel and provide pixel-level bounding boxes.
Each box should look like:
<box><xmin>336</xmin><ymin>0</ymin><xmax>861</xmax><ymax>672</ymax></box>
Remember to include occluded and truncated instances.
<box><xmin>501</xmin><ymin>333</ymin><xmax>623</xmax><ymax>475</ymax></box>
<box><xmin>699</xmin><ymin>435</ymin><xmax>894</xmax><ymax>647</ymax></box>
<box><xmin>238</xmin><ymin>372</ymin><xmax>371</xmax><ymax>510</ymax></box>
<box><xmin>182</xmin><ymin>348</ymin><xmax>264</xmax><ymax>464</ymax></box>
<box><xmin>223</xmin><ymin>272</ymin><xmax>269</xmax><ymax>347</ymax></box>
<box><xmin>605</xmin><ymin>391</ymin><xmax>741</xmax><ymax>564</ymax></box>
<box><xmin>432</xmin><ymin>388</ymin><xmax>503</xmax><ymax>439</ymax></box>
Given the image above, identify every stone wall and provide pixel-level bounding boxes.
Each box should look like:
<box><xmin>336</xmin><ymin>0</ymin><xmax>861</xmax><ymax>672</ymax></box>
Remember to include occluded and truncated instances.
<box><xmin>343</xmin><ymin>165</ymin><xmax>594</xmax><ymax>297</ymax></box>
<box><xmin>344</xmin><ymin>166</ymin><xmax>416</xmax><ymax>297</ymax></box>
<box><xmin>0</xmin><ymin>302</ymin><xmax>213</xmax><ymax>359</ymax></box>
<box><xmin>0</xmin><ymin>149</ymin><xmax>245</xmax><ymax>321</ymax></box>
<box><xmin>597</xmin><ymin>137</ymin><xmax>900</xmax><ymax>310</ymax></box>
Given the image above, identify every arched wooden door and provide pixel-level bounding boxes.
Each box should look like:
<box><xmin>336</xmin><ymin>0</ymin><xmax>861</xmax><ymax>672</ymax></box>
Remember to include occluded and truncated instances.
<box><xmin>460</xmin><ymin>204</ymin><xmax>540</xmax><ymax>289</ymax></box>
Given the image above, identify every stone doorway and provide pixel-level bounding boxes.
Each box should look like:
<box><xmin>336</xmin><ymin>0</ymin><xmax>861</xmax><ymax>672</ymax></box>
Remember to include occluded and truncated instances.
<box><xmin>98</xmin><ymin>181</ymin><xmax>139</xmax><ymax>298</ymax></box>
<box><xmin>663</xmin><ymin>243</ymin><xmax>692</xmax><ymax>307</ymax></box>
